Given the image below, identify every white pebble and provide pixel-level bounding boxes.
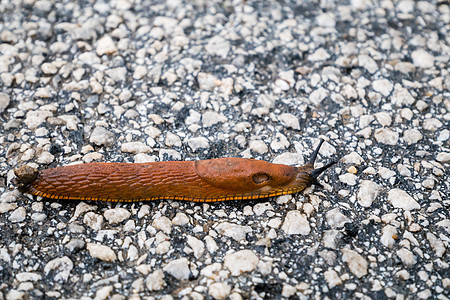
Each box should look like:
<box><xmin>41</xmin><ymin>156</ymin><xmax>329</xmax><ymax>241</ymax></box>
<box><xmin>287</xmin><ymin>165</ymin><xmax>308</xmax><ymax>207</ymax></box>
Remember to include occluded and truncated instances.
<box><xmin>388</xmin><ymin>189</ymin><xmax>420</xmax><ymax>210</ymax></box>
<box><xmin>187</xmin><ymin>137</ymin><xmax>210</xmax><ymax>152</ymax></box>
<box><xmin>215</xmin><ymin>222</ymin><xmax>252</xmax><ymax>241</ymax></box>
<box><xmin>224</xmin><ymin>250</ymin><xmax>259</xmax><ymax>276</ymax></box>
<box><xmin>341</xmin><ymin>248</ymin><xmax>368</xmax><ymax>278</ymax></box>
<box><xmin>403</xmin><ymin>129</ymin><xmax>423</xmax><ymax>145</ymax></box>
<box><xmin>281</xmin><ymin>211</ymin><xmax>310</xmax><ymax>235</ymax></box>
<box><xmin>104</xmin><ymin>208</ymin><xmax>131</xmax><ymax>224</ymax></box>
<box><xmin>163</xmin><ymin>258</ymin><xmax>190</xmax><ymax>280</ymax></box>
<box><xmin>121</xmin><ymin>142</ymin><xmax>152</xmax><ymax>154</ymax></box>
<box><xmin>357</xmin><ymin>180</ymin><xmax>382</xmax><ymax>207</ymax></box>
<box><xmin>342</xmin><ymin>152</ymin><xmax>364</xmax><ymax>165</ymax></box>
<box><xmin>324</xmin><ymin>269</ymin><xmax>342</xmax><ymax>288</ymax></box>
<box><xmin>152</xmin><ymin>216</ymin><xmax>172</xmax><ymax>234</ymax></box>
<box><xmin>145</xmin><ymin>269</ymin><xmax>165</xmax><ymax>291</ymax></box>
<box><xmin>411</xmin><ymin>49</ymin><xmax>435</xmax><ymax>68</ymax></box>
<box><xmin>396</xmin><ymin>248</ymin><xmax>416</xmax><ymax>266</ymax></box>
<box><xmin>96</xmin><ymin>35</ymin><xmax>117</xmax><ymax>56</ymax></box>
<box><xmin>372</xmin><ymin>79</ymin><xmax>393</xmax><ymax>97</ymax></box>
<box><xmin>208</xmin><ymin>282</ymin><xmax>231</xmax><ymax>300</ymax></box>
<box><xmin>278</xmin><ymin>113</ymin><xmax>300</xmax><ymax>130</ymax></box>
<box><xmin>8</xmin><ymin>207</ymin><xmax>26</xmax><ymax>223</ymax></box>
<box><xmin>374</xmin><ymin>128</ymin><xmax>399</xmax><ymax>145</ymax></box>
<box><xmin>44</xmin><ymin>256</ymin><xmax>74</xmax><ymax>282</ymax></box>
<box><xmin>86</xmin><ymin>243</ymin><xmax>117</xmax><ymax>262</ymax></box>
<box><xmin>326</xmin><ymin>208</ymin><xmax>350</xmax><ymax>229</ymax></box>
<box><xmin>339</xmin><ymin>173</ymin><xmax>357</xmax><ymax>186</ymax></box>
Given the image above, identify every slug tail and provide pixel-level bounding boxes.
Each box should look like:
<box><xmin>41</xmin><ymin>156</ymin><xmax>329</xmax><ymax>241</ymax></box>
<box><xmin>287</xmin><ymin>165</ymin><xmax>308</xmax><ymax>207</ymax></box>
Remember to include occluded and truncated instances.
<box><xmin>13</xmin><ymin>165</ymin><xmax>38</xmax><ymax>193</ymax></box>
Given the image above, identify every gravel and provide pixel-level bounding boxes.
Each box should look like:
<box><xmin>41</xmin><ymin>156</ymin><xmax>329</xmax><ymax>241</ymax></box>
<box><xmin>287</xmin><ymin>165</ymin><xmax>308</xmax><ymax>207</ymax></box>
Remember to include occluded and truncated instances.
<box><xmin>1</xmin><ymin>0</ymin><xmax>449</xmax><ymax>299</ymax></box>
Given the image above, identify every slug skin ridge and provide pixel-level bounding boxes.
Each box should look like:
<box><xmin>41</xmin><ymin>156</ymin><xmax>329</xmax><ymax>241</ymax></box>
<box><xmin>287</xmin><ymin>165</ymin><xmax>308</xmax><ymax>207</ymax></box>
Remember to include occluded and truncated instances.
<box><xmin>14</xmin><ymin>139</ymin><xmax>335</xmax><ymax>202</ymax></box>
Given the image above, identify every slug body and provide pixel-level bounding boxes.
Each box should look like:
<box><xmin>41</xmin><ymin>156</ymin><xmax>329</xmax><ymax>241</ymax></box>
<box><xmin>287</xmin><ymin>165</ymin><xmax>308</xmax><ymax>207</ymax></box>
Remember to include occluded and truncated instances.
<box><xmin>14</xmin><ymin>140</ymin><xmax>335</xmax><ymax>202</ymax></box>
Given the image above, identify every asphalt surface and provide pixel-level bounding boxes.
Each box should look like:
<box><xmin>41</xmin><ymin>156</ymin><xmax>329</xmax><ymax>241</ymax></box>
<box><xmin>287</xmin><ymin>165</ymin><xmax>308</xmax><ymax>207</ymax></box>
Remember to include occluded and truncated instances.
<box><xmin>0</xmin><ymin>0</ymin><xmax>449</xmax><ymax>299</ymax></box>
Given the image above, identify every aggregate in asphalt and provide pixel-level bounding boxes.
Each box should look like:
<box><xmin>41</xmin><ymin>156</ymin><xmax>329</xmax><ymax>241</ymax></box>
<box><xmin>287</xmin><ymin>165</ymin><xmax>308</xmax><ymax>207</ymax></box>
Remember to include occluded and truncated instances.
<box><xmin>0</xmin><ymin>0</ymin><xmax>449</xmax><ymax>299</ymax></box>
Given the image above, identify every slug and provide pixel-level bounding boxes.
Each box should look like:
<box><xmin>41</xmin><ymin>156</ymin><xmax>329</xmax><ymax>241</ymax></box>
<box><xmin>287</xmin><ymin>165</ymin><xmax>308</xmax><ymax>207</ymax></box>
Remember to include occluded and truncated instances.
<box><xmin>14</xmin><ymin>139</ymin><xmax>336</xmax><ymax>202</ymax></box>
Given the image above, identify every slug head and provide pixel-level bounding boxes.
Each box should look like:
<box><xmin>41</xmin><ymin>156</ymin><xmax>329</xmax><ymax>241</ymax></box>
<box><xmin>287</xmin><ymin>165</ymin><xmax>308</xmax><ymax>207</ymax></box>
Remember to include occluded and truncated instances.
<box><xmin>195</xmin><ymin>139</ymin><xmax>336</xmax><ymax>198</ymax></box>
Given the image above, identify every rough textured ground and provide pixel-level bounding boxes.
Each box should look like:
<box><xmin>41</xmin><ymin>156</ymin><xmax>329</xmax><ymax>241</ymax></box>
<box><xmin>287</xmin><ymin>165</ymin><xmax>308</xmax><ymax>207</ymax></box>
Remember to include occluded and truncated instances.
<box><xmin>0</xmin><ymin>0</ymin><xmax>449</xmax><ymax>299</ymax></box>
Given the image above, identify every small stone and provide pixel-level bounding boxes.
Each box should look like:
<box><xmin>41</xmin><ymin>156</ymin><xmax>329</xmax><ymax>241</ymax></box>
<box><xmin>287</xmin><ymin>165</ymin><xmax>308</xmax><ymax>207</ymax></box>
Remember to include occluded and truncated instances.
<box><xmin>375</xmin><ymin>112</ymin><xmax>392</xmax><ymax>126</ymax></box>
<box><xmin>372</xmin><ymin>79</ymin><xmax>393</xmax><ymax>97</ymax></box>
<box><xmin>96</xmin><ymin>35</ymin><xmax>118</xmax><ymax>56</ymax></box>
<box><xmin>83</xmin><ymin>212</ymin><xmax>103</xmax><ymax>230</ymax></box>
<box><xmin>104</xmin><ymin>208</ymin><xmax>131</xmax><ymax>224</ymax></box>
<box><xmin>426</xmin><ymin>233</ymin><xmax>445</xmax><ymax>257</ymax></box>
<box><xmin>378</xmin><ymin>167</ymin><xmax>396</xmax><ymax>179</ymax></box>
<box><xmin>388</xmin><ymin>189</ymin><xmax>420</xmax><ymax>210</ymax></box>
<box><xmin>86</xmin><ymin>243</ymin><xmax>117</xmax><ymax>262</ymax></box>
<box><xmin>8</xmin><ymin>207</ymin><xmax>26</xmax><ymax>223</ymax></box>
<box><xmin>396</xmin><ymin>248</ymin><xmax>416</xmax><ymax>266</ymax></box>
<box><xmin>342</xmin><ymin>152</ymin><xmax>364</xmax><ymax>165</ymax></box>
<box><xmin>249</xmin><ymin>140</ymin><xmax>268</xmax><ymax>154</ymax></box>
<box><xmin>316</xmin><ymin>12</ymin><xmax>336</xmax><ymax>27</ymax></box>
<box><xmin>391</xmin><ymin>85</ymin><xmax>415</xmax><ymax>106</ymax></box>
<box><xmin>90</xmin><ymin>127</ymin><xmax>115</xmax><ymax>147</ymax></box>
<box><xmin>94</xmin><ymin>286</ymin><xmax>113</xmax><ymax>299</ymax></box>
<box><xmin>172</xmin><ymin>213</ymin><xmax>190</xmax><ymax>226</ymax></box>
<box><xmin>134</xmin><ymin>65</ymin><xmax>148</xmax><ymax>79</ymax></box>
<box><xmin>41</xmin><ymin>62</ymin><xmax>58</xmax><ymax>74</ymax></box>
<box><xmin>205</xmin><ymin>36</ymin><xmax>230</xmax><ymax>58</ymax></box>
<box><xmin>78</xmin><ymin>52</ymin><xmax>101</xmax><ymax>65</ymax></box>
<box><xmin>411</xmin><ymin>49</ymin><xmax>435</xmax><ymax>68</ymax></box>
<box><xmin>215</xmin><ymin>222</ymin><xmax>252</xmax><ymax>241</ymax></box>
<box><xmin>324</xmin><ymin>269</ymin><xmax>342</xmax><ymax>288</ymax></box>
<box><xmin>37</xmin><ymin>151</ymin><xmax>54</xmax><ymax>164</ymax></box>
<box><xmin>152</xmin><ymin>216</ymin><xmax>172</xmax><ymax>234</ymax></box>
<box><xmin>186</xmin><ymin>236</ymin><xmax>205</xmax><ymax>259</ymax></box>
<box><xmin>436</xmin><ymin>152</ymin><xmax>450</xmax><ymax>163</ymax></box>
<box><xmin>395</xmin><ymin>270</ymin><xmax>411</xmax><ymax>281</ymax></box>
<box><xmin>394</xmin><ymin>62</ymin><xmax>415</xmax><ymax>74</ymax></box>
<box><xmin>163</xmin><ymin>258</ymin><xmax>190</xmax><ymax>280</ymax></box>
<box><xmin>281</xmin><ymin>284</ymin><xmax>296</xmax><ymax>298</ymax></box>
<box><xmin>16</xmin><ymin>272</ymin><xmax>42</xmax><ymax>282</ymax></box>
<box><xmin>380</xmin><ymin>225</ymin><xmax>397</xmax><ymax>249</ymax></box>
<box><xmin>121</xmin><ymin>142</ymin><xmax>151</xmax><ymax>154</ymax></box>
<box><xmin>209</xmin><ymin>282</ymin><xmax>231</xmax><ymax>300</ymax></box>
<box><xmin>422</xmin><ymin>178</ymin><xmax>435</xmax><ymax>189</ymax></box>
<box><xmin>339</xmin><ymin>173</ymin><xmax>357</xmax><ymax>186</ymax></box>
<box><xmin>105</xmin><ymin>67</ymin><xmax>127</xmax><ymax>82</ymax></box>
<box><xmin>423</xmin><ymin>118</ymin><xmax>442</xmax><ymax>131</ymax></box>
<box><xmin>308</xmin><ymin>48</ymin><xmax>330</xmax><ymax>61</ymax></box>
<box><xmin>326</xmin><ymin>208</ymin><xmax>350</xmax><ymax>229</ymax></box>
<box><xmin>187</xmin><ymin>137</ymin><xmax>209</xmax><ymax>152</ymax></box>
<box><xmin>357</xmin><ymin>180</ymin><xmax>382</xmax><ymax>207</ymax></box>
<box><xmin>281</xmin><ymin>211</ymin><xmax>310</xmax><ymax>235</ymax></box>
<box><xmin>24</xmin><ymin>110</ymin><xmax>53</xmax><ymax>129</ymax></box>
<box><xmin>44</xmin><ymin>256</ymin><xmax>74</xmax><ymax>282</ymax></box>
<box><xmin>374</xmin><ymin>128</ymin><xmax>399</xmax><ymax>145</ymax></box>
<box><xmin>323</xmin><ymin>230</ymin><xmax>343</xmax><ymax>249</ymax></box>
<box><xmin>278</xmin><ymin>113</ymin><xmax>300</xmax><ymax>130</ymax></box>
<box><xmin>358</xmin><ymin>54</ymin><xmax>378</xmax><ymax>74</ymax></box>
<box><xmin>202</xmin><ymin>111</ymin><xmax>226</xmax><ymax>127</ymax></box>
<box><xmin>0</xmin><ymin>92</ymin><xmax>11</xmax><ymax>112</ymax></box>
<box><xmin>403</xmin><ymin>129</ymin><xmax>423</xmax><ymax>145</ymax></box>
<box><xmin>197</xmin><ymin>73</ymin><xmax>218</xmax><ymax>90</ymax></box>
<box><xmin>145</xmin><ymin>269</ymin><xmax>165</xmax><ymax>291</ymax></box>
<box><xmin>341</xmin><ymin>248</ymin><xmax>368</xmax><ymax>278</ymax></box>
<box><xmin>65</xmin><ymin>239</ymin><xmax>85</xmax><ymax>253</ymax></box>
<box><xmin>224</xmin><ymin>250</ymin><xmax>259</xmax><ymax>276</ymax></box>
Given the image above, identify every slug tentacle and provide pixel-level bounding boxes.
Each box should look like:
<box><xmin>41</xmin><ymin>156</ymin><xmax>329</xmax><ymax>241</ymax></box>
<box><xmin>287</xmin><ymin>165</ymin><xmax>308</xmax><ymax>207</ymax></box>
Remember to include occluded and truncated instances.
<box><xmin>14</xmin><ymin>138</ymin><xmax>336</xmax><ymax>202</ymax></box>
